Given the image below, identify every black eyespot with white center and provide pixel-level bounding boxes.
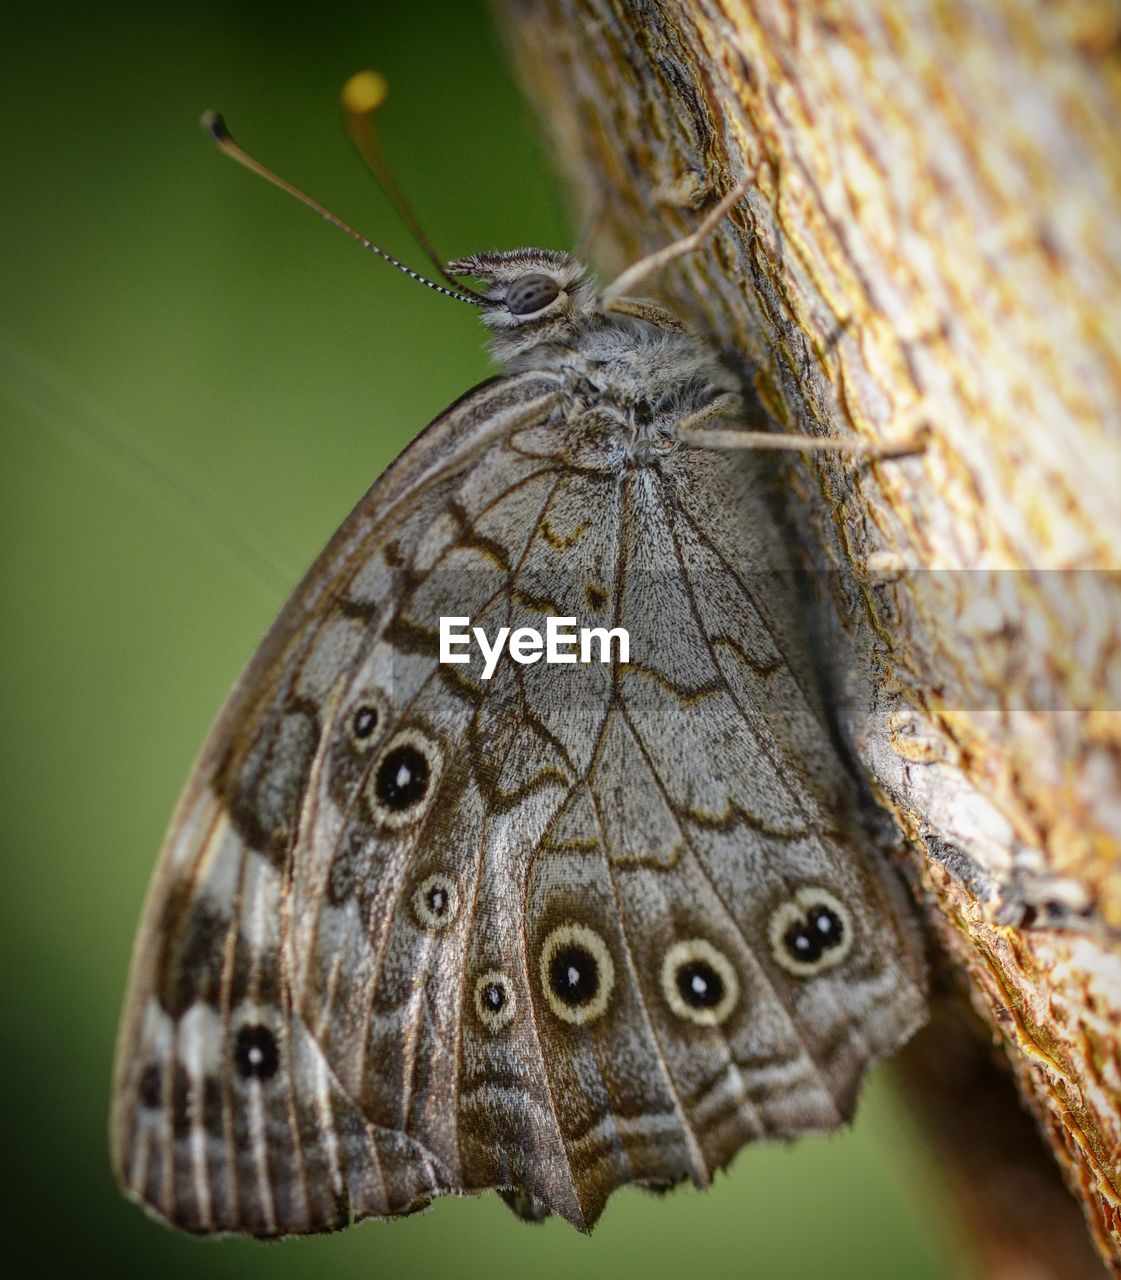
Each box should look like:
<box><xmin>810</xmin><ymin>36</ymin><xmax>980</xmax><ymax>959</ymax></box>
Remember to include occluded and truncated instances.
<box><xmin>661</xmin><ymin>939</ymin><xmax>739</xmax><ymax>1026</ymax></box>
<box><xmin>678</xmin><ymin>961</ymin><xmax>723</xmax><ymax>1008</ymax></box>
<box><xmin>540</xmin><ymin>923</ymin><xmax>615</xmax><ymax>1024</ymax></box>
<box><xmin>377</xmin><ymin>747</ymin><xmax>427</xmax><ymax>807</ymax></box>
<box><xmin>352</xmin><ymin>704</ymin><xmax>378</xmax><ymax>741</ymax></box>
<box><xmin>412</xmin><ymin>873</ymin><xmax>459</xmax><ymax>930</ymax></box>
<box><xmin>234</xmin><ymin>1024</ymin><xmax>279</xmax><ymax>1080</ymax></box>
<box><xmin>783</xmin><ymin>904</ymin><xmax>843</xmax><ymax>965</ymax></box>
<box><xmin>769</xmin><ymin>887</ymin><xmax>854</xmax><ymax>977</ymax></box>
<box><xmin>551</xmin><ymin>946</ymin><xmax>597</xmax><ymax>1005</ymax></box>
<box><xmin>346</xmin><ymin>690</ymin><xmax>387</xmax><ymax>754</ymax></box>
<box><xmin>366</xmin><ymin>728</ymin><xmax>442</xmax><ymax>829</ymax></box>
<box><xmin>474</xmin><ymin>971</ymin><xmax>516</xmax><ymax>1031</ymax></box>
<box><xmin>505</xmin><ymin>272</ymin><xmax>561</xmax><ymax>316</ymax></box>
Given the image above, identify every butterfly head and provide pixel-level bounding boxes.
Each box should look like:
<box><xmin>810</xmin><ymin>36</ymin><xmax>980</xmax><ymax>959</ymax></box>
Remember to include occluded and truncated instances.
<box><xmin>446</xmin><ymin>249</ymin><xmax>594</xmax><ymax>358</ymax></box>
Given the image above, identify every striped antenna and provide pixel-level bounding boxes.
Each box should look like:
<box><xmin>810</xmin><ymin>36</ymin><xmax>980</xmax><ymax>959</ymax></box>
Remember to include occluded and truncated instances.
<box><xmin>341</xmin><ymin>71</ymin><xmax>472</xmax><ymax>294</ymax></box>
<box><xmin>201</xmin><ymin>110</ymin><xmax>486</xmax><ymax>307</ymax></box>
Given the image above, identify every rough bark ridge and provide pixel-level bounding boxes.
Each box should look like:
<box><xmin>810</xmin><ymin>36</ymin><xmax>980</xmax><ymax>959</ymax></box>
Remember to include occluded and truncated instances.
<box><xmin>494</xmin><ymin>0</ymin><xmax>1121</xmax><ymax>1270</ymax></box>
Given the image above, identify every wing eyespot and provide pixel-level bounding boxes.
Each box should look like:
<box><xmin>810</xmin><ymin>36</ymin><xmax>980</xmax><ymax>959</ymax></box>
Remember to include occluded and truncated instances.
<box><xmin>539</xmin><ymin>923</ymin><xmax>615</xmax><ymax>1025</ymax></box>
<box><xmin>233</xmin><ymin>1023</ymin><xmax>280</xmax><ymax>1080</ymax></box>
<box><xmin>474</xmin><ymin>971</ymin><xmax>517</xmax><ymax>1031</ymax></box>
<box><xmin>660</xmin><ymin>938</ymin><xmax>739</xmax><ymax>1027</ymax></box>
<box><xmin>366</xmin><ymin>728</ymin><xmax>442</xmax><ymax>829</ymax></box>
<box><xmin>412</xmin><ymin>873</ymin><xmax>459</xmax><ymax>929</ymax></box>
<box><xmin>346</xmin><ymin>689</ymin><xmax>388</xmax><ymax>753</ymax></box>
<box><xmin>351</xmin><ymin>704</ymin><xmax>379</xmax><ymax>743</ymax></box>
<box><xmin>768</xmin><ymin>887</ymin><xmax>853</xmax><ymax>977</ymax></box>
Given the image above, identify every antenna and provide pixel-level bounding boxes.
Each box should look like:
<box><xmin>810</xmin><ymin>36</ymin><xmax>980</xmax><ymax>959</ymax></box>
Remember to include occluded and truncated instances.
<box><xmin>341</xmin><ymin>71</ymin><xmax>466</xmax><ymax>292</ymax></box>
<box><xmin>200</xmin><ymin>110</ymin><xmax>486</xmax><ymax>307</ymax></box>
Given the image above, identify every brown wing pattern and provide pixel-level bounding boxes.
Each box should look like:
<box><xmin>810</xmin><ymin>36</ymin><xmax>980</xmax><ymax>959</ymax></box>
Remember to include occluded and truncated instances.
<box><xmin>111</xmin><ymin>377</ymin><xmax>925</xmax><ymax>1236</ymax></box>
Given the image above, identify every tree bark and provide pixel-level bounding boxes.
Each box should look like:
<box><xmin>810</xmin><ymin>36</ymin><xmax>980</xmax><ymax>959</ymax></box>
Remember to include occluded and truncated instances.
<box><xmin>492</xmin><ymin>0</ymin><xmax>1121</xmax><ymax>1271</ymax></box>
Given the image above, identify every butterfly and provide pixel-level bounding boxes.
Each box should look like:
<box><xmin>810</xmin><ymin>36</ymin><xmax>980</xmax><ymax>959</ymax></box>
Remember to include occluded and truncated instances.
<box><xmin>111</xmin><ymin>74</ymin><xmax>927</xmax><ymax>1237</ymax></box>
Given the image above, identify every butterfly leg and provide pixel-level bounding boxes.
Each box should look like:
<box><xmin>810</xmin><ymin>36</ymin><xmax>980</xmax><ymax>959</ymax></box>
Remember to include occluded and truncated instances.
<box><xmin>672</xmin><ymin>392</ymin><xmax>745</xmax><ymax>431</ymax></box>
<box><xmin>602</xmin><ymin>297</ymin><xmax>687</xmax><ymax>332</ymax></box>
<box><xmin>676</xmin><ymin>395</ymin><xmax>929</xmax><ymax>459</ymax></box>
<box><xmin>600</xmin><ymin>175</ymin><xmax>754</xmax><ymax>303</ymax></box>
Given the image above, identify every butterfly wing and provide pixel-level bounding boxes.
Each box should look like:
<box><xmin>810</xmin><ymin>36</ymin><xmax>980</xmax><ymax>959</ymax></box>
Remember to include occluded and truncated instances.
<box><xmin>111</xmin><ymin>372</ymin><xmax>926</xmax><ymax>1236</ymax></box>
<box><xmin>111</xmin><ymin>370</ymin><xmax>563</xmax><ymax>1232</ymax></box>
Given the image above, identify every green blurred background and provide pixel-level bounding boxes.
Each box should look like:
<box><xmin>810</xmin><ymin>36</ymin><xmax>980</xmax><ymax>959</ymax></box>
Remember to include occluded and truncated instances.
<box><xmin>1</xmin><ymin>2</ymin><xmax>949</xmax><ymax>1276</ymax></box>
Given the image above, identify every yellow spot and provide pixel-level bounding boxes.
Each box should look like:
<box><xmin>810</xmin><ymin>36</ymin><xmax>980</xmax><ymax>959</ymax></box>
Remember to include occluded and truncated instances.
<box><xmin>342</xmin><ymin>70</ymin><xmax>388</xmax><ymax>116</ymax></box>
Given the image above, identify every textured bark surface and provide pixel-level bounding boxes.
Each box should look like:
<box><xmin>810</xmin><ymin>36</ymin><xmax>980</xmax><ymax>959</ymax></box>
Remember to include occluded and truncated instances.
<box><xmin>897</xmin><ymin>999</ymin><xmax>1113</xmax><ymax>1279</ymax></box>
<box><xmin>493</xmin><ymin>0</ymin><xmax>1121</xmax><ymax>1270</ymax></box>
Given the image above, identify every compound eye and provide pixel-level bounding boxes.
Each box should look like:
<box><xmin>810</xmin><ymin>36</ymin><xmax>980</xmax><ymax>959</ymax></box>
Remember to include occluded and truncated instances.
<box><xmin>505</xmin><ymin>273</ymin><xmax>561</xmax><ymax>316</ymax></box>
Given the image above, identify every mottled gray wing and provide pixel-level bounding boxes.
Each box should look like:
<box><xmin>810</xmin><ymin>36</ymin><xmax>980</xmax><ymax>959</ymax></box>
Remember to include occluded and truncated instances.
<box><xmin>111</xmin><ymin>370</ymin><xmax>561</xmax><ymax>1232</ymax></box>
<box><xmin>111</xmin><ymin>375</ymin><xmax>926</xmax><ymax>1236</ymax></box>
